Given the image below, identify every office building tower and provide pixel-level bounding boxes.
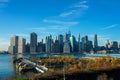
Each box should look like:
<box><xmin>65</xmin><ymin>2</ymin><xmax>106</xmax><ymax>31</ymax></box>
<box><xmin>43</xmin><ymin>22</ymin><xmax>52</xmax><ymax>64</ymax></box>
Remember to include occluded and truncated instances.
<box><xmin>8</xmin><ymin>35</ymin><xmax>19</xmax><ymax>54</ymax></box>
<box><xmin>81</xmin><ymin>37</ymin><xmax>85</xmax><ymax>52</ymax></box>
<box><xmin>119</xmin><ymin>43</ymin><xmax>120</xmax><ymax>49</ymax></box>
<box><xmin>67</xmin><ymin>30</ymin><xmax>71</xmax><ymax>40</ymax></box>
<box><xmin>84</xmin><ymin>35</ymin><xmax>88</xmax><ymax>44</ymax></box>
<box><xmin>58</xmin><ymin>34</ymin><xmax>63</xmax><ymax>53</ymax></box>
<box><xmin>64</xmin><ymin>31</ymin><xmax>71</xmax><ymax>42</ymax></box>
<box><xmin>18</xmin><ymin>38</ymin><xmax>26</xmax><ymax>53</ymax></box>
<box><xmin>30</xmin><ymin>32</ymin><xmax>37</xmax><ymax>53</ymax></box>
<box><xmin>94</xmin><ymin>34</ymin><xmax>98</xmax><ymax>52</ymax></box>
<box><xmin>63</xmin><ymin>41</ymin><xmax>70</xmax><ymax>53</ymax></box>
<box><xmin>110</xmin><ymin>41</ymin><xmax>118</xmax><ymax>49</ymax></box>
<box><xmin>26</xmin><ymin>43</ymin><xmax>30</xmax><ymax>53</ymax></box>
<box><xmin>94</xmin><ymin>34</ymin><xmax>98</xmax><ymax>48</ymax></box>
<box><xmin>45</xmin><ymin>36</ymin><xmax>51</xmax><ymax>53</ymax></box>
<box><xmin>86</xmin><ymin>41</ymin><xmax>93</xmax><ymax>52</ymax></box>
<box><xmin>64</xmin><ymin>32</ymin><xmax>68</xmax><ymax>42</ymax></box>
<box><xmin>78</xmin><ymin>33</ymin><xmax>82</xmax><ymax>53</ymax></box>
<box><xmin>37</xmin><ymin>42</ymin><xmax>43</xmax><ymax>53</ymax></box>
<box><xmin>70</xmin><ymin>35</ymin><xmax>76</xmax><ymax>52</ymax></box>
<box><xmin>51</xmin><ymin>39</ymin><xmax>59</xmax><ymax>53</ymax></box>
<box><xmin>106</xmin><ymin>40</ymin><xmax>111</xmax><ymax>49</ymax></box>
<box><xmin>84</xmin><ymin>36</ymin><xmax>88</xmax><ymax>52</ymax></box>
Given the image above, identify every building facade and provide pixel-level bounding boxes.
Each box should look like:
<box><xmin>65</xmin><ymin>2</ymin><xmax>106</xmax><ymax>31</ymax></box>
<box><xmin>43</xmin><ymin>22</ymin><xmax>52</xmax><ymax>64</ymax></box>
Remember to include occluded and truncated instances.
<box><xmin>8</xmin><ymin>35</ymin><xmax>19</xmax><ymax>54</ymax></box>
<box><xmin>18</xmin><ymin>38</ymin><xmax>26</xmax><ymax>53</ymax></box>
<box><xmin>30</xmin><ymin>32</ymin><xmax>37</xmax><ymax>53</ymax></box>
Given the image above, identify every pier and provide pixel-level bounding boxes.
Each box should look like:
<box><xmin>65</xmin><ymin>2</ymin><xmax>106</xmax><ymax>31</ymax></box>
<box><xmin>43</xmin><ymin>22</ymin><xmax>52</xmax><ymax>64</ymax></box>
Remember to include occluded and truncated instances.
<box><xmin>13</xmin><ymin>54</ymin><xmax>48</xmax><ymax>73</ymax></box>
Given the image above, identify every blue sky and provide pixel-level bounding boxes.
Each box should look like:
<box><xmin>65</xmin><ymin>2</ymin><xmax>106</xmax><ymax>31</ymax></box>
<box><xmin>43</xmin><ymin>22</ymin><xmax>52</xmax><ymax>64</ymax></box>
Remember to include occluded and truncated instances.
<box><xmin>0</xmin><ymin>0</ymin><xmax>120</xmax><ymax>50</ymax></box>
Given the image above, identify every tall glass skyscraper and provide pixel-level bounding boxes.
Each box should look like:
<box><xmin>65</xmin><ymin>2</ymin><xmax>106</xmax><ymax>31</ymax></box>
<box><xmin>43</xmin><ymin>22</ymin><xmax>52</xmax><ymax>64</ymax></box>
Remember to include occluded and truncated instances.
<box><xmin>30</xmin><ymin>32</ymin><xmax>37</xmax><ymax>53</ymax></box>
<box><xmin>94</xmin><ymin>34</ymin><xmax>98</xmax><ymax>48</ymax></box>
<box><xmin>18</xmin><ymin>38</ymin><xmax>26</xmax><ymax>53</ymax></box>
<box><xmin>8</xmin><ymin>35</ymin><xmax>19</xmax><ymax>54</ymax></box>
<box><xmin>58</xmin><ymin>34</ymin><xmax>63</xmax><ymax>53</ymax></box>
<box><xmin>45</xmin><ymin>36</ymin><xmax>51</xmax><ymax>53</ymax></box>
<box><xmin>70</xmin><ymin>35</ymin><xmax>76</xmax><ymax>52</ymax></box>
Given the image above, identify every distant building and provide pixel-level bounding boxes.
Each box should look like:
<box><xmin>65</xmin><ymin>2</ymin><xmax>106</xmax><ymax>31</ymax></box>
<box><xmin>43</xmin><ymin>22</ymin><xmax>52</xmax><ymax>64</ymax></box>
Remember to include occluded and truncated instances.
<box><xmin>67</xmin><ymin>30</ymin><xmax>71</xmax><ymax>40</ymax></box>
<box><xmin>86</xmin><ymin>41</ymin><xmax>93</xmax><ymax>52</ymax></box>
<box><xmin>119</xmin><ymin>44</ymin><xmax>120</xmax><ymax>49</ymax></box>
<box><xmin>94</xmin><ymin>34</ymin><xmax>98</xmax><ymax>48</ymax></box>
<box><xmin>18</xmin><ymin>38</ymin><xmax>26</xmax><ymax>53</ymax></box>
<box><xmin>30</xmin><ymin>32</ymin><xmax>37</xmax><ymax>53</ymax></box>
<box><xmin>81</xmin><ymin>37</ymin><xmax>85</xmax><ymax>52</ymax></box>
<box><xmin>70</xmin><ymin>35</ymin><xmax>76</xmax><ymax>52</ymax></box>
<box><xmin>84</xmin><ymin>36</ymin><xmax>88</xmax><ymax>52</ymax></box>
<box><xmin>94</xmin><ymin>34</ymin><xmax>98</xmax><ymax>52</ymax></box>
<box><xmin>8</xmin><ymin>35</ymin><xmax>19</xmax><ymax>54</ymax></box>
<box><xmin>58</xmin><ymin>34</ymin><xmax>63</xmax><ymax>53</ymax></box>
<box><xmin>37</xmin><ymin>42</ymin><xmax>43</xmax><ymax>53</ymax></box>
<box><xmin>78</xmin><ymin>33</ymin><xmax>82</xmax><ymax>53</ymax></box>
<box><xmin>106</xmin><ymin>40</ymin><xmax>111</xmax><ymax>49</ymax></box>
<box><xmin>45</xmin><ymin>36</ymin><xmax>51</xmax><ymax>53</ymax></box>
<box><xmin>110</xmin><ymin>41</ymin><xmax>118</xmax><ymax>50</ymax></box>
<box><xmin>26</xmin><ymin>43</ymin><xmax>30</xmax><ymax>53</ymax></box>
<box><xmin>51</xmin><ymin>39</ymin><xmax>59</xmax><ymax>53</ymax></box>
<box><xmin>63</xmin><ymin>41</ymin><xmax>70</xmax><ymax>53</ymax></box>
<box><xmin>64</xmin><ymin>31</ymin><xmax>71</xmax><ymax>42</ymax></box>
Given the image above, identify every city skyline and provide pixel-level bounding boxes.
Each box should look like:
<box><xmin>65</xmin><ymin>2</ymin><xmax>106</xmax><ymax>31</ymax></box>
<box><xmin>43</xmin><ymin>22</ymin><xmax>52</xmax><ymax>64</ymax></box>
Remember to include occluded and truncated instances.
<box><xmin>8</xmin><ymin>32</ymin><xmax>120</xmax><ymax>54</ymax></box>
<box><xmin>0</xmin><ymin>0</ymin><xmax>120</xmax><ymax>50</ymax></box>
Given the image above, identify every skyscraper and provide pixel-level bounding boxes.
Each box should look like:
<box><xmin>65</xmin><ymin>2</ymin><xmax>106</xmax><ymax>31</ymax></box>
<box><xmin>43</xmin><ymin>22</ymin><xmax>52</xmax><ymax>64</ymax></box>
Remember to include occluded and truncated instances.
<box><xmin>18</xmin><ymin>38</ymin><xmax>26</xmax><ymax>53</ymax></box>
<box><xmin>110</xmin><ymin>41</ymin><xmax>118</xmax><ymax>50</ymax></box>
<box><xmin>70</xmin><ymin>35</ymin><xmax>76</xmax><ymax>52</ymax></box>
<box><xmin>106</xmin><ymin>40</ymin><xmax>110</xmax><ymax>49</ymax></box>
<box><xmin>67</xmin><ymin>30</ymin><xmax>71</xmax><ymax>40</ymax></box>
<box><xmin>45</xmin><ymin>36</ymin><xmax>51</xmax><ymax>53</ymax></box>
<box><xmin>30</xmin><ymin>32</ymin><xmax>37</xmax><ymax>53</ymax></box>
<box><xmin>94</xmin><ymin>34</ymin><xmax>98</xmax><ymax>52</ymax></box>
<box><xmin>64</xmin><ymin>32</ymin><xmax>68</xmax><ymax>42</ymax></box>
<box><xmin>94</xmin><ymin>34</ymin><xmax>98</xmax><ymax>48</ymax></box>
<box><xmin>8</xmin><ymin>35</ymin><xmax>19</xmax><ymax>54</ymax></box>
<box><xmin>64</xmin><ymin>31</ymin><xmax>71</xmax><ymax>42</ymax></box>
<box><xmin>63</xmin><ymin>41</ymin><xmax>70</xmax><ymax>53</ymax></box>
<box><xmin>26</xmin><ymin>43</ymin><xmax>30</xmax><ymax>53</ymax></box>
<box><xmin>58</xmin><ymin>34</ymin><xmax>63</xmax><ymax>53</ymax></box>
<box><xmin>81</xmin><ymin>37</ymin><xmax>85</xmax><ymax>52</ymax></box>
<box><xmin>84</xmin><ymin>36</ymin><xmax>88</xmax><ymax>52</ymax></box>
<box><xmin>37</xmin><ymin>42</ymin><xmax>43</xmax><ymax>53</ymax></box>
<box><xmin>51</xmin><ymin>39</ymin><xmax>59</xmax><ymax>53</ymax></box>
<box><xmin>78</xmin><ymin>33</ymin><xmax>82</xmax><ymax>53</ymax></box>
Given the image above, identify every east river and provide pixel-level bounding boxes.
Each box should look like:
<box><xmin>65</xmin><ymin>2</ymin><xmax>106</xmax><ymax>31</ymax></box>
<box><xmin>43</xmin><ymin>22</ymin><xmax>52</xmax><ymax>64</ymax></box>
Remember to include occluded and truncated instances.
<box><xmin>0</xmin><ymin>53</ymin><xmax>120</xmax><ymax>79</ymax></box>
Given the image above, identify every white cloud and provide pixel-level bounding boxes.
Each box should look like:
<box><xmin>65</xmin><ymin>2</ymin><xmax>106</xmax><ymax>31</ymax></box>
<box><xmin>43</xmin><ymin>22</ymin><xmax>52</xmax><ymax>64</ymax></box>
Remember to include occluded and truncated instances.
<box><xmin>71</xmin><ymin>1</ymin><xmax>88</xmax><ymax>9</ymax></box>
<box><xmin>43</xmin><ymin>19</ymin><xmax>79</xmax><ymax>25</ymax></box>
<box><xmin>101</xmin><ymin>24</ymin><xmax>119</xmax><ymax>30</ymax></box>
<box><xmin>30</xmin><ymin>25</ymin><xmax>69</xmax><ymax>31</ymax></box>
<box><xmin>59</xmin><ymin>0</ymin><xmax>89</xmax><ymax>18</ymax></box>
<box><xmin>59</xmin><ymin>10</ymin><xmax>76</xmax><ymax>17</ymax></box>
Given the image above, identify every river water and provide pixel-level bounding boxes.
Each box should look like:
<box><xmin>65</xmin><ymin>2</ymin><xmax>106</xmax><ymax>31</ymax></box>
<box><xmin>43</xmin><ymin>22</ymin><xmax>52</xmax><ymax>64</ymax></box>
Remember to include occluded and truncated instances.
<box><xmin>0</xmin><ymin>53</ymin><xmax>120</xmax><ymax>79</ymax></box>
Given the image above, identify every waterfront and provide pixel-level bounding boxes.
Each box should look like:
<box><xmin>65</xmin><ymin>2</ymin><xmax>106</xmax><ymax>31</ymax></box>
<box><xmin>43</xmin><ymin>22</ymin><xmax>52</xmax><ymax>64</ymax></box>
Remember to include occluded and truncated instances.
<box><xmin>0</xmin><ymin>54</ymin><xmax>15</xmax><ymax>79</ymax></box>
<box><xmin>0</xmin><ymin>53</ymin><xmax>120</xmax><ymax>79</ymax></box>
